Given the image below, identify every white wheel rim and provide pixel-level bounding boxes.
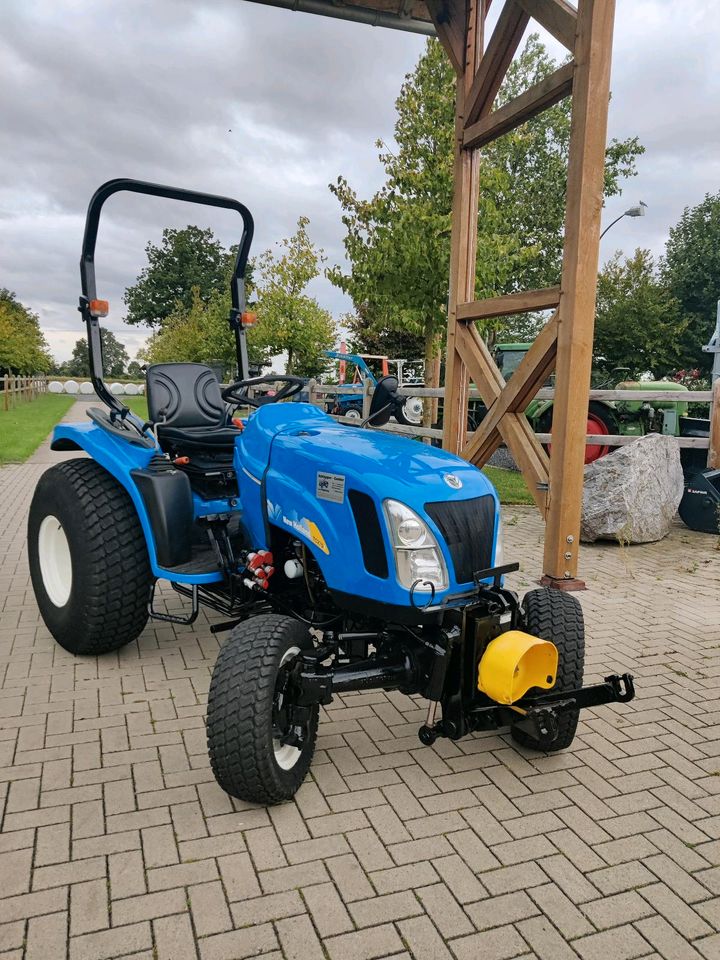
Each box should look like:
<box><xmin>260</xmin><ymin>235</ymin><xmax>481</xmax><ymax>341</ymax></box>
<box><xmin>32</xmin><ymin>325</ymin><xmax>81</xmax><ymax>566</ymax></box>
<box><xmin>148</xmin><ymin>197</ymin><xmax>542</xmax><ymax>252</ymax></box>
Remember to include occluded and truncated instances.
<box><xmin>403</xmin><ymin>397</ymin><xmax>424</xmax><ymax>425</ymax></box>
<box><xmin>273</xmin><ymin>645</ymin><xmax>303</xmax><ymax>770</ymax></box>
<box><xmin>38</xmin><ymin>515</ymin><xmax>72</xmax><ymax>607</ymax></box>
<box><xmin>345</xmin><ymin>408</ymin><xmax>362</xmax><ymax>421</ymax></box>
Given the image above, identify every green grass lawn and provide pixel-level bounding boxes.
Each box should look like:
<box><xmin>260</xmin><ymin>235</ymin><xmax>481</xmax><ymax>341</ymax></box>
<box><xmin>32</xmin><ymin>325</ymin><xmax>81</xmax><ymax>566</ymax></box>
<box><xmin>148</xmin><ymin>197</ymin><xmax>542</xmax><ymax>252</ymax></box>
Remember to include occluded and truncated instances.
<box><xmin>123</xmin><ymin>396</ymin><xmax>148</xmax><ymax>421</ymax></box>
<box><xmin>122</xmin><ymin>396</ymin><xmax>532</xmax><ymax>505</ymax></box>
<box><xmin>0</xmin><ymin>394</ymin><xmax>75</xmax><ymax>464</ymax></box>
<box><xmin>482</xmin><ymin>465</ymin><xmax>534</xmax><ymax>505</ymax></box>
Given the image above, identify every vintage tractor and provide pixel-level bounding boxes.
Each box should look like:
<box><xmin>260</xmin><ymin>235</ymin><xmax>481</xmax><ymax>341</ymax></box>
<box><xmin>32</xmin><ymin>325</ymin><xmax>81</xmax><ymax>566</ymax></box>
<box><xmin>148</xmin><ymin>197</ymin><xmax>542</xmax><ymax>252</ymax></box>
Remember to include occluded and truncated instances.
<box><xmin>492</xmin><ymin>342</ymin><xmax>710</xmax><ymax>471</ymax></box>
<box><xmin>325</xmin><ymin>350</ymin><xmax>425</xmax><ymax>426</ymax></box>
<box><xmin>27</xmin><ymin>179</ymin><xmax>635</xmax><ymax>806</ymax></box>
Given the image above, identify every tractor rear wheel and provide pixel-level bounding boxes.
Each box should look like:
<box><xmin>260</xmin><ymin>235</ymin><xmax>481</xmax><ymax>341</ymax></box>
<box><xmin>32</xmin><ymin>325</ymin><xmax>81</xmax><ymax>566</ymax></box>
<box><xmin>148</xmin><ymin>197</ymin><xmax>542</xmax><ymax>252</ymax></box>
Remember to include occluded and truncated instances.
<box><xmin>539</xmin><ymin>401</ymin><xmax>617</xmax><ymax>465</ymax></box>
<box><xmin>207</xmin><ymin>615</ymin><xmax>319</xmax><ymax>805</ymax></box>
<box><xmin>28</xmin><ymin>459</ymin><xmax>151</xmax><ymax>655</ymax></box>
<box><xmin>511</xmin><ymin>588</ymin><xmax>585</xmax><ymax>753</ymax></box>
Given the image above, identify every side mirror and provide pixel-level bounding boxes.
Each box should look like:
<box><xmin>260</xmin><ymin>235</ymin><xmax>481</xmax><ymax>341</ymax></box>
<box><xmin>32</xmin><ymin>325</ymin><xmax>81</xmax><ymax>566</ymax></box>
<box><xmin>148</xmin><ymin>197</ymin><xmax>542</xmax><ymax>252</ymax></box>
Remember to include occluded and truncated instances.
<box><xmin>367</xmin><ymin>375</ymin><xmax>399</xmax><ymax>426</ymax></box>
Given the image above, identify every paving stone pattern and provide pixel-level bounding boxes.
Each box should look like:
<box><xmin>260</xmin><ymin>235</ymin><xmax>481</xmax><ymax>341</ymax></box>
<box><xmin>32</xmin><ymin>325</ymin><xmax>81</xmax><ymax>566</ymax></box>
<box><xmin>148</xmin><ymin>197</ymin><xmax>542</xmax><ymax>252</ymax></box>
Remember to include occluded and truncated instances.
<box><xmin>1</xmin><ymin>406</ymin><xmax>720</xmax><ymax>959</ymax></box>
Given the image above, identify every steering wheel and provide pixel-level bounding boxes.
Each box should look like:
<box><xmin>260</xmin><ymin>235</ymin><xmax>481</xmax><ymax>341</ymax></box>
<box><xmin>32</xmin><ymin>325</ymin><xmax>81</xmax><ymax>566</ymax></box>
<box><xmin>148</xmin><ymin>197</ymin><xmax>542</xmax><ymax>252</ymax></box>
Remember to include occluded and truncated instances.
<box><xmin>222</xmin><ymin>375</ymin><xmax>305</xmax><ymax>408</ymax></box>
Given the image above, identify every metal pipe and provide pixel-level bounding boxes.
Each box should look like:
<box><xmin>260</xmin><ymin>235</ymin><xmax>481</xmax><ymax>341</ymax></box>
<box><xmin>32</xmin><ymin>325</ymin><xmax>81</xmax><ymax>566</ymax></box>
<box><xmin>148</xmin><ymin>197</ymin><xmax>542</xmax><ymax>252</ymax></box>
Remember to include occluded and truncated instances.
<box><xmin>330</xmin><ymin>655</ymin><xmax>413</xmax><ymax>693</ymax></box>
<box><xmin>248</xmin><ymin>0</ymin><xmax>436</xmax><ymax>35</ymax></box>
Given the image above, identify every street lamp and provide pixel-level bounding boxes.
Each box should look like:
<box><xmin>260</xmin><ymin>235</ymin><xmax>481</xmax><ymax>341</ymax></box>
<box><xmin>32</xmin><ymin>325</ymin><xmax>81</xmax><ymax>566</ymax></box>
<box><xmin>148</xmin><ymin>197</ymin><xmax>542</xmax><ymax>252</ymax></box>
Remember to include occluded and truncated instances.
<box><xmin>600</xmin><ymin>201</ymin><xmax>647</xmax><ymax>239</ymax></box>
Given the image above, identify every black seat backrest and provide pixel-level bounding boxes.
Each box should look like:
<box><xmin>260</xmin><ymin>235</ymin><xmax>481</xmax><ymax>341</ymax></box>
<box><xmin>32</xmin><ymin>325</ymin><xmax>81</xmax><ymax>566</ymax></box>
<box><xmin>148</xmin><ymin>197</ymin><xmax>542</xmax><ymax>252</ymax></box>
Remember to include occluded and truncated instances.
<box><xmin>146</xmin><ymin>363</ymin><xmax>226</xmax><ymax>428</ymax></box>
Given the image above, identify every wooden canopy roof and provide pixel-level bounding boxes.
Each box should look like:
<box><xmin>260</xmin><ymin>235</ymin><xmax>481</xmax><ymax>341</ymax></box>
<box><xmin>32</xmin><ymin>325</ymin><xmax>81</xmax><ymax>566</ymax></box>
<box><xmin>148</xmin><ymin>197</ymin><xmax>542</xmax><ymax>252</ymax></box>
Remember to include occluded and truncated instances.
<box><xmin>245</xmin><ymin>0</ymin><xmax>435</xmax><ymax>35</ymax></box>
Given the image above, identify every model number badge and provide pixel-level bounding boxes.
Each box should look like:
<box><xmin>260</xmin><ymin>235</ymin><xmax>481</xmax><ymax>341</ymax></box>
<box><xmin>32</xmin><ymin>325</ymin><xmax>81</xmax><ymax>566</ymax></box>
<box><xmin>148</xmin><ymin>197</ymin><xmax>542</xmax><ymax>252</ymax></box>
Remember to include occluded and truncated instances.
<box><xmin>316</xmin><ymin>472</ymin><xmax>345</xmax><ymax>503</ymax></box>
<box><xmin>443</xmin><ymin>473</ymin><xmax>462</xmax><ymax>489</ymax></box>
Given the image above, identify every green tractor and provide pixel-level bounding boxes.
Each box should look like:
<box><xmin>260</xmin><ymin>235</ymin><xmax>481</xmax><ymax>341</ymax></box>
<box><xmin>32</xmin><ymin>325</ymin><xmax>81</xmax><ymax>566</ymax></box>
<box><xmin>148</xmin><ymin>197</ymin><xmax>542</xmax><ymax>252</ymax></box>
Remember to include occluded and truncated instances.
<box><xmin>486</xmin><ymin>343</ymin><xmax>710</xmax><ymax>471</ymax></box>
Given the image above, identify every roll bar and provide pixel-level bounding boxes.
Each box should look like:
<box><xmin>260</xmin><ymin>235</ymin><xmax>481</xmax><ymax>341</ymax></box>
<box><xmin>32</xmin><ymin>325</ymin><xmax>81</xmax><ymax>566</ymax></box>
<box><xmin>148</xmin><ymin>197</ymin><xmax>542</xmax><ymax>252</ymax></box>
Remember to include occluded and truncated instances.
<box><xmin>79</xmin><ymin>178</ymin><xmax>255</xmax><ymax>420</ymax></box>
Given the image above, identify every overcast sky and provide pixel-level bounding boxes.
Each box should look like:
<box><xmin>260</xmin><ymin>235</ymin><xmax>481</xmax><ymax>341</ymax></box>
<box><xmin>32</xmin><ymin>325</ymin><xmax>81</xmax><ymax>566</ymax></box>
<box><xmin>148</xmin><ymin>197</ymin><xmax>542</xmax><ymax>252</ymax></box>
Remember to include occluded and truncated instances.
<box><xmin>2</xmin><ymin>0</ymin><xmax>719</xmax><ymax>363</ymax></box>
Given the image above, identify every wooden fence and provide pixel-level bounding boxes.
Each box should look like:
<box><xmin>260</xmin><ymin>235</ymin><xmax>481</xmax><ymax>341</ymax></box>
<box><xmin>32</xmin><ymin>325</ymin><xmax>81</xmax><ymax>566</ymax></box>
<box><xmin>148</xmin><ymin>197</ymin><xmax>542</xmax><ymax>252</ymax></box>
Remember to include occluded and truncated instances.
<box><xmin>304</xmin><ymin>378</ymin><xmax>720</xmax><ymax>470</ymax></box>
<box><xmin>1</xmin><ymin>376</ymin><xmax>48</xmax><ymax>411</ymax></box>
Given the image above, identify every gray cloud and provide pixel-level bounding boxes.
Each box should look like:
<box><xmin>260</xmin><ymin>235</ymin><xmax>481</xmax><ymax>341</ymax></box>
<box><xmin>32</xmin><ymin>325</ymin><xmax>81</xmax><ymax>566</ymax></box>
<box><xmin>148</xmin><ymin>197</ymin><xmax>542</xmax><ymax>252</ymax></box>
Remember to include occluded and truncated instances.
<box><xmin>2</xmin><ymin>0</ymin><xmax>719</xmax><ymax>361</ymax></box>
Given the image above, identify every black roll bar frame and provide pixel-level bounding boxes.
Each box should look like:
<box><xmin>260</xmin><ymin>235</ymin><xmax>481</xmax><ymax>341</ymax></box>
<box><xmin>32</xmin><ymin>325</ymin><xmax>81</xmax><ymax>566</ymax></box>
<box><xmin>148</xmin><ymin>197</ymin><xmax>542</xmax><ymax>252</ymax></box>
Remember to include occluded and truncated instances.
<box><xmin>78</xmin><ymin>178</ymin><xmax>255</xmax><ymax>422</ymax></box>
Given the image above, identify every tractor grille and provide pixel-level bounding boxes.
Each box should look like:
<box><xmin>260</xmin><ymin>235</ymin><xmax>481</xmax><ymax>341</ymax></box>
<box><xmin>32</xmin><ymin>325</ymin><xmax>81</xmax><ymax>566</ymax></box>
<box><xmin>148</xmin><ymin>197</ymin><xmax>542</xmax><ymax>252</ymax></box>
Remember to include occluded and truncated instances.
<box><xmin>425</xmin><ymin>495</ymin><xmax>495</xmax><ymax>585</ymax></box>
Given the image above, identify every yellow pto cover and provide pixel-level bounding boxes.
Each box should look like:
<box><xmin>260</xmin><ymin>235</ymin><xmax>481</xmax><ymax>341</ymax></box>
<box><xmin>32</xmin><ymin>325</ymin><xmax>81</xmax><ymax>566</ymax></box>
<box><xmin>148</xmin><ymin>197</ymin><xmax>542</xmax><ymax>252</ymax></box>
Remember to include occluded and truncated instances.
<box><xmin>477</xmin><ymin>631</ymin><xmax>558</xmax><ymax>705</ymax></box>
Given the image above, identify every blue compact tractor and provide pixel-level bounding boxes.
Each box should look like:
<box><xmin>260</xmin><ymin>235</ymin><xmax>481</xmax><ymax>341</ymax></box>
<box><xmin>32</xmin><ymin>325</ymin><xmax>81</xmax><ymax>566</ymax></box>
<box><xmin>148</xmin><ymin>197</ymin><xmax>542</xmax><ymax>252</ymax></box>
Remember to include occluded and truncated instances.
<box><xmin>28</xmin><ymin>180</ymin><xmax>635</xmax><ymax>805</ymax></box>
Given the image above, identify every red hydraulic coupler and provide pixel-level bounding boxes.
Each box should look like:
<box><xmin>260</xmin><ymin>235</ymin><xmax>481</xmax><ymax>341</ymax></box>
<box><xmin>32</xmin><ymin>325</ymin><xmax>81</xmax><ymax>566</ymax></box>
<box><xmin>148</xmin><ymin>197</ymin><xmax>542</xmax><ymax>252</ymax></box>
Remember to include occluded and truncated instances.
<box><xmin>243</xmin><ymin>551</ymin><xmax>275</xmax><ymax>591</ymax></box>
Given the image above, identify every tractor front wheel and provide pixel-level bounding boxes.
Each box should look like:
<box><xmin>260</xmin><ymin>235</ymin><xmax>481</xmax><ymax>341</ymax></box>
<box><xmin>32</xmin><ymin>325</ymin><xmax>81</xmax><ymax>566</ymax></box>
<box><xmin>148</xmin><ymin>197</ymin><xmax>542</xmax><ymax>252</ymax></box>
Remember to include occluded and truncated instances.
<box><xmin>28</xmin><ymin>459</ymin><xmax>152</xmax><ymax>655</ymax></box>
<box><xmin>511</xmin><ymin>588</ymin><xmax>585</xmax><ymax>753</ymax></box>
<box><xmin>207</xmin><ymin>615</ymin><xmax>319</xmax><ymax>805</ymax></box>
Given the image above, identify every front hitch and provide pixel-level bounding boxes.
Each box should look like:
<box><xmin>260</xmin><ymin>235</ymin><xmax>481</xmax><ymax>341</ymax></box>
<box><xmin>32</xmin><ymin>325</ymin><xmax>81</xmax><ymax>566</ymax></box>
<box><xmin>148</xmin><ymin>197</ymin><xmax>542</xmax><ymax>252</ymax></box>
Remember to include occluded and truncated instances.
<box><xmin>418</xmin><ymin>673</ymin><xmax>636</xmax><ymax>745</ymax></box>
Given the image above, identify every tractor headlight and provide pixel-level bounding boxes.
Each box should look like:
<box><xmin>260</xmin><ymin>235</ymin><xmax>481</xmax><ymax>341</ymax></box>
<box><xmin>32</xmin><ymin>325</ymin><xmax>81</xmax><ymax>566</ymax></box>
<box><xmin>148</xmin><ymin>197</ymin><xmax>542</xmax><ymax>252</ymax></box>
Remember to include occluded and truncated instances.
<box><xmin>383</xmin><ymin>500</ymin><xmax>448</xmax><ymax>593</ymax></box>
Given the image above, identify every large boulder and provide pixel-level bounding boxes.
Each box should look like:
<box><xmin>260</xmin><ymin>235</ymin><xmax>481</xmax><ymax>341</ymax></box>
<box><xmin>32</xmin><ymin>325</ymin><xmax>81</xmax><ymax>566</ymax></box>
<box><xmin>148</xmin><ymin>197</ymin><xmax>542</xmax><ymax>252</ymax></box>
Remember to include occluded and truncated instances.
<box><xmin>581</xmin><ymin>433</ymin><xmax>684</xmax><ymax>543</ymax></box>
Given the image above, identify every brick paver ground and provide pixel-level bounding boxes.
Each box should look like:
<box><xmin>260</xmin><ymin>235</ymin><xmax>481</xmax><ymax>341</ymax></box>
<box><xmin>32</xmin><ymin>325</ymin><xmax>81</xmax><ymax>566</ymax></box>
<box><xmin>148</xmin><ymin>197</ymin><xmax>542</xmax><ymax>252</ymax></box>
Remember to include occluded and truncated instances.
<box><xmin>1</xmin><ymin>406</ymin><xmax>720</xmax><ymax>959</ymax></box>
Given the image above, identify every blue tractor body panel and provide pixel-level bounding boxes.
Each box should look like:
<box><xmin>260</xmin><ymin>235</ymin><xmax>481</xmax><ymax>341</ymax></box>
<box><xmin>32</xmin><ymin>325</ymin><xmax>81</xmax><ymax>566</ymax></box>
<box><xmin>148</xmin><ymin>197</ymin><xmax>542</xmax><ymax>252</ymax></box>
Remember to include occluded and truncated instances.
<box><xmin>51</xmin><ymin>421</ymin><xmax>231</xmax><ymax>584</ymax></box>
<box><xmin>53</xmin><ymin>403</ymin><xmax>501</xmax><ymax>603</ymax></box>
<box><xmin>236</xmin><ymin>404</ymin><xmax>500</xmax><ymax>607</ymax></box>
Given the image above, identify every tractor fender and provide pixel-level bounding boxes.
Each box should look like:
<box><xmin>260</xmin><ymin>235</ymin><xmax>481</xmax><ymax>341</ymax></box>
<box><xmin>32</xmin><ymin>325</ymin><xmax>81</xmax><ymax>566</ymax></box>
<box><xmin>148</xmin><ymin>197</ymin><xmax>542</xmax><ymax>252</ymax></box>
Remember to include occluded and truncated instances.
<box><xmin>50</xmin><ymin>421</ymin><xmax>203</xmax><ymax>582</ymax></box>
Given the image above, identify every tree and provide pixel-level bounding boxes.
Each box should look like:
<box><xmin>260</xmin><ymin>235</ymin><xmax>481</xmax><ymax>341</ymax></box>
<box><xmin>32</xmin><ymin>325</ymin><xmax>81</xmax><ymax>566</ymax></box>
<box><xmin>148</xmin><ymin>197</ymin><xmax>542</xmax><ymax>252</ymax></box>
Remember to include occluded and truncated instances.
<box><xmin>253</xmin><ymin>217</ymin><xmax>336</xmax><ymax>378</ymax></box>
<box><xmin>65</xmin><ymin>329</ymin><xmax>129</xmax><ymax>378</ymax></box>
<box><xmin>0</xmin><ymin>289</ymin><xmax>52</xmax><ymax>374</ymax></box>
<box><xmin>344</xmin><ymin>307</ymin><xmax>424</xmax><ymax>360</ymax></box>
<box><xmin>593</xmin><ymin>249</ymin><xmax>687</xmax><ymax>380</ymax></box>
<box><xmin>329</xmin><ymin>37</ymin><xmax>643</xmax><ymax>389</ymax></box>
<box><xmin>123</xmin><ymin>226</ymin><xmax>238</xmax><ymax>327</ymax></box>
<box><xmin>140</xmin><ymin>287</ymin><xmax>274</xmax><ymax>375</ymax></box>
<box><xmin>661</xmin><ymin>191</ymin><xmax>720</xmax><ymax>371</ymax></box>
<box><xmin>126</xmin><ymin>359</ymin><xmax>144</xmax><ymax>379</ymax></box>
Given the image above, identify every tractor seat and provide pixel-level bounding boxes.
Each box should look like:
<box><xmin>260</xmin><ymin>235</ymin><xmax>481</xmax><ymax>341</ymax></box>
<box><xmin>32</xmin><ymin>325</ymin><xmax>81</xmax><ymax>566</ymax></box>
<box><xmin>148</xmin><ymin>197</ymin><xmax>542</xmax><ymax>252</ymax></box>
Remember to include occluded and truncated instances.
<box><xmin>146</xmin><ymin>362</ymin><xmax>240</xmax><ymax>456</ymax></box>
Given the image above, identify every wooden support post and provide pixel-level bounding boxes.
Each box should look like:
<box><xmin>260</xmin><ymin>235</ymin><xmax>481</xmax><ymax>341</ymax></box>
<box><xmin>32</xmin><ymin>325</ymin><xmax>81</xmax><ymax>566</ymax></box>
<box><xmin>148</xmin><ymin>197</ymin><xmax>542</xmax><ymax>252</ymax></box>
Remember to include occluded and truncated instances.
<box><xmin>438</xmin><ymin>0</ymin><xmax>484</xmax><ymax>455</ymax></box>
<box><xmin>515</xmin><ymin>0</ymin><xmax>578</xmax><ymax>52</ymax></box>
<box><xmin>362</xmin><ymin>377</ymin><xmax>373</xmax><ymax>420</ymax></box>
<box><xmin>541</xmin><ymin>0</ymin><xmax>616</xmax><ymax>588</ymax></box>
<box><xmin>709</xmin><ymin>378</ymin><xmax>720</xmax><ymax>470</ymax></box>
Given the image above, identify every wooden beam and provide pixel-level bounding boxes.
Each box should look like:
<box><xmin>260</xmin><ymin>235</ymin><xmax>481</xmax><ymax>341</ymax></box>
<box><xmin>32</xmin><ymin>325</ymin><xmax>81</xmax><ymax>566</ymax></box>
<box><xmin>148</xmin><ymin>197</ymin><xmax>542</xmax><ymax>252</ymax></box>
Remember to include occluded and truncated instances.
<box><xmin>515</xmin><ymin>0</ymin><xmax>578</xmax><ymax>52</ymax></box>
<box><xmin>463</xmin><ymin>309</ymin><xmax>559</xmax><ymax>464</ymax></box>
<box><xmin>536</xmin><ymin>433</ymin><xmax>710</xmax><ymax>449</ymax></box>
<box><xmin>442</xmin><ymin>0</ymin><xmax>485</xmax><ymax>454</ymax></box>
<box><xmin>457</xmin><ymin>285</ymin><xmax>561</xmax><ymax>321</ymax></box>
<box><xmin>465</xmin><ymin>0</ymin><xmax>530</xmax><ymax>127</ymax></box>
<box><xmin>425</xmin><ymin>0</ymin><xmax>466</xmax><ymax>75</ymax></box>
<box><xmin>455</xmin><ymin>324</ymin><xmax>550</xmax><ymax>514</ymax></box>
<box><xmin>709</xmin><ymin>377</ymin><xmax>720</xmax><ymax>469</ymax></box>
<box><xmin>463</xmin><ymin>61</ymin><xmax>574</xmax><ymax>150</ymax></box>
<box><xmin>542</xmin><ymin>0</ymin><xmax>616</xmax><ymax>585</ymax></box>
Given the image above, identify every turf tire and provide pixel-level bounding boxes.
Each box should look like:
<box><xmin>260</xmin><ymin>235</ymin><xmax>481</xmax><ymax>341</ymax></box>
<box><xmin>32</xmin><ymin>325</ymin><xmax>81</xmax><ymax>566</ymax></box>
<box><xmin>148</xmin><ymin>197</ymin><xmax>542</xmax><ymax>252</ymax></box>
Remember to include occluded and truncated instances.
<box><xmin>28</xmin><ymin>459</ymin><xmax>151</xmax><ymax>655</ymax></box>
<box><xmin>207</xmin><ymin>615</ymin><xmax>319</xmax><ymax>805</ymax></box>
<box><xmin>511</xmin><ymin>587</ymin><xmax>585</xmax><ymax>752</ymax></box>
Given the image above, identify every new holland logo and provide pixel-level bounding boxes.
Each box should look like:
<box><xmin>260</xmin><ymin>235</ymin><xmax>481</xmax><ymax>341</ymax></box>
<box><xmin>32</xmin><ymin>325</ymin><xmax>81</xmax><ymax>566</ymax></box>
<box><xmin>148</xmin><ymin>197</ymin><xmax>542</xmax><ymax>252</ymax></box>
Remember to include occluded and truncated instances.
<box><xmin>443</xmin><ymin>473</ymin><xmax>462</xmax><ymax>490</ymax></box>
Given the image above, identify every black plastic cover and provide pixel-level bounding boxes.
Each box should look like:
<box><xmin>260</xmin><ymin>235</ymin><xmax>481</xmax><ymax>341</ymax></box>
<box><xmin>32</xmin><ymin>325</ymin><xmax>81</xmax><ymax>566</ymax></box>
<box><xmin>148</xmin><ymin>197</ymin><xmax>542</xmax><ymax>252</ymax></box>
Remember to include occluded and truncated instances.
<box><xmin>679</xmin><ymin>469</ymin><xmax>720</xmax><ymax>534</ymax></box>
<box><xmin>131</xmin><ymin>467</ymin><xmax>194</xmax><ymax>568</ymax></box>
<box><xmin>349</xmin><ymin>489</ymin><xmax>389</xmax><ymax>579</ymax></box>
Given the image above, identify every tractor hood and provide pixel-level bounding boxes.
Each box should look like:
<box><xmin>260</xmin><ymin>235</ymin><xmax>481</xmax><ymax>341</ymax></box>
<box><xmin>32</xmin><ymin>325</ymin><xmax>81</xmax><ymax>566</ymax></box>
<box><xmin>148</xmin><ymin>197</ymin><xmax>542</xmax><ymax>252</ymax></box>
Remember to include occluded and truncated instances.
<box><xmin>236</xmin><ymin>403</ymin><xmax>501</xmax><ymax>617</ymax></box>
